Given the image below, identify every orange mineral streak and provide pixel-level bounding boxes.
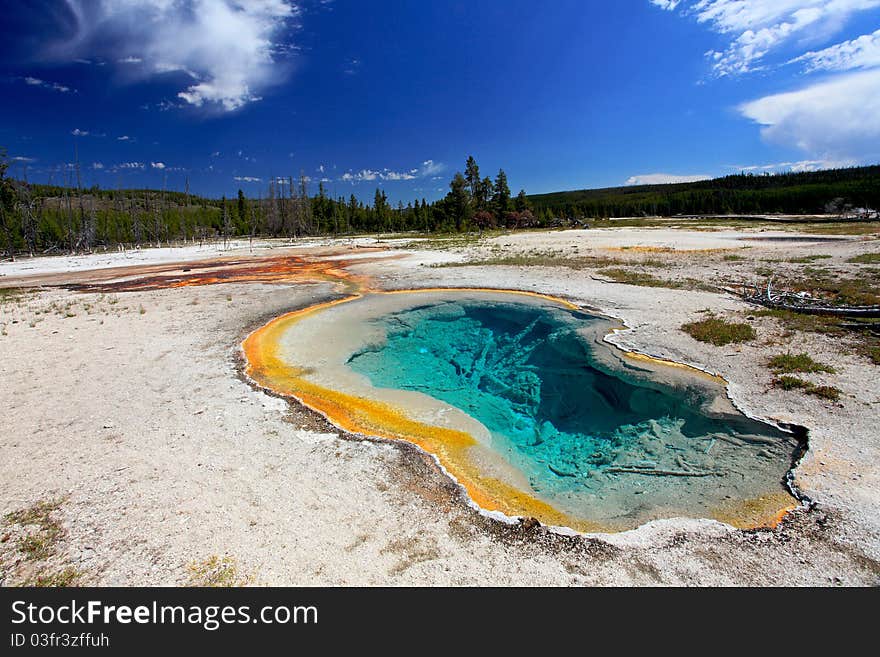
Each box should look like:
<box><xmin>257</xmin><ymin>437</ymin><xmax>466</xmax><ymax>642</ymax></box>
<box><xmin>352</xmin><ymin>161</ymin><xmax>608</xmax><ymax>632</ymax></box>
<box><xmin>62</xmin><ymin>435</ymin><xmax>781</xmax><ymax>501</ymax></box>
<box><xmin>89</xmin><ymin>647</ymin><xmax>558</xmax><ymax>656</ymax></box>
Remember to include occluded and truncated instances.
<box><xmin>244</xmin><ymin>287</ymin><xmax>797</xmax><ymax>533</ymax></box>
<box><xmin>710</xmin><ymin>492</ymin><xmax>799</xmax><ymax>530</ymax></box>
<box><xmin>65</xmin><ymin>253</ymin><xmax>384</xmax><ymax>293</ymax></box>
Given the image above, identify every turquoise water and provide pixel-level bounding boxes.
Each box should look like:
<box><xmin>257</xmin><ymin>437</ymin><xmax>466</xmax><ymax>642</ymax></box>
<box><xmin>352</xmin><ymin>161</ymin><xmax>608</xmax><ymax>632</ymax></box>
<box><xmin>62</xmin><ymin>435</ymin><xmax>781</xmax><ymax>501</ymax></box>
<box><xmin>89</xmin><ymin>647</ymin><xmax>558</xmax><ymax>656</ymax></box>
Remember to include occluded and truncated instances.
<box><xmin>346</xmin><ymin>298</ymin><xmax>801</xmax><ymax>525</ymax></box>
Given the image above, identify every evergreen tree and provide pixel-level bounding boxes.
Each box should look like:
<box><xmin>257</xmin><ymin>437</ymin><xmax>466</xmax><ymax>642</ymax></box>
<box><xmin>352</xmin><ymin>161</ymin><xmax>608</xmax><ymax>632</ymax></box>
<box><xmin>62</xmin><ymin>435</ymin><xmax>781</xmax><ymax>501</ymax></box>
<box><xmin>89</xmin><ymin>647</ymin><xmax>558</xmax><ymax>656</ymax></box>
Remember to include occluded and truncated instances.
<box><xmin>374</xmin><ymin>188</ymin><xmax>389</xmax><ymax>235</ymax></box>
<box><xmin>0</xmin><ymin>150</ymin><xmax>16</xmax><ymax>260</ymax></box>
<box><xmin>478</xmin><ymin>176</ymin><xmax>493</xmax><ymax>210</ymax></box>
<box><xmin>492</xmin><ymin>169</ymin><xmax>511</xmax><ymax>220</ymax></box>
<box><xmin>237</xmin><ymin>188</ymin><xmax>246</xmax><ymax>223</ymax></box>
<box><xmin>464</xmin><ymin>156</ymin><xmax>481</xmax><ymax>200</ymax></box>
<box><xmin>514</xmin><ymin>188</ymin><xmax>529</xmax><ymax>212</ymax></box>
<box><xmin>446</xmin><ymin>172</ymin><xmax>472</xmax><ymax>232</ymax></box>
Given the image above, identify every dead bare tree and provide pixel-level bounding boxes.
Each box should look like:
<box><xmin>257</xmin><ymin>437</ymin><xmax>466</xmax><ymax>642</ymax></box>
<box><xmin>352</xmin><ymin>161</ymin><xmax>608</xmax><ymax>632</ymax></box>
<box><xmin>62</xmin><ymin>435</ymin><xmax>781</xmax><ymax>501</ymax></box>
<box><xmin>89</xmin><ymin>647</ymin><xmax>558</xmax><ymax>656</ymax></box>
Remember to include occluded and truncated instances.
<box><xmin>133</xmin><ymin>193</ymin><xmax>143</xmax><ymax>248</ymax></box>
<box><xmin>64</xmin><ymin>168</ymin><xmax>75</xmax><ymax>255</ymax></box>
<box><xmin>299</xmin><ymin>173</ymin><xmax>312</xmax><ymax>236</ymax></box>
<box><xmin>17</xmin><ymin>166</ymin><xmax>38</xmax><ymax>257</ymax></box>
<box><xmin>74</xmin><ymin>142</ymin><xmax>92</xmax><ymax>253</ymax></box>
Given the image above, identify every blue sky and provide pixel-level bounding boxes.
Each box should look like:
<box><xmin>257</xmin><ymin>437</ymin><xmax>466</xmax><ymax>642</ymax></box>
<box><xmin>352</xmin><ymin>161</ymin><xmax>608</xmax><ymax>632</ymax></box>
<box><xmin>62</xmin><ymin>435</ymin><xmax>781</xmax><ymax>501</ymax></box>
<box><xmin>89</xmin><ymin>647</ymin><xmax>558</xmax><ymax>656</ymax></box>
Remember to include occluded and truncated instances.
<box><xmin>2</xmin><ymin>0</ymin><xmax>879</xmax><ymax>203</ymax></box>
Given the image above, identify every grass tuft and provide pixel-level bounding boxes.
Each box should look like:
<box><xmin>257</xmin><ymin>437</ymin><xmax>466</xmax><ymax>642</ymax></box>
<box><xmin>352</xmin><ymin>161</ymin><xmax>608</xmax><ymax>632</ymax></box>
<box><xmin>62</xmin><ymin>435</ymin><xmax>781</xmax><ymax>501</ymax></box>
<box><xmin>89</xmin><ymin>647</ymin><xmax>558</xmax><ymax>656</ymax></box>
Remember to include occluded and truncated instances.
<box><xmin>847</xmin><ymin>253</ymin><xmax>880</xmax><ymax>264</ymax></box>
<box><xmin>682</xmin><ymin>317</ymin><xmax>756</xmax><ymax>345</ymax></box>
<box><xmin>187</xmin><ymin>556</ymin><xmax>249</xmax><ymax>587</ymax></box>
<box><xmin>773</xmin><ymin>375</ymin><xmax>842</xmax><ymax>401</ymax></box>
<box><xmin>20</xmin><ymin>567</ymin><xmax>83</xmax><ymax>587</ymax></box>
<box><xmin>768</xmin><ymin>352</ymin><xmax>836</xmax><ymax>374</ymax></box>
<box><xmin>4</xmin><ymin>497</ymin><xmax>67</xmax><ymax>561</ymax></box>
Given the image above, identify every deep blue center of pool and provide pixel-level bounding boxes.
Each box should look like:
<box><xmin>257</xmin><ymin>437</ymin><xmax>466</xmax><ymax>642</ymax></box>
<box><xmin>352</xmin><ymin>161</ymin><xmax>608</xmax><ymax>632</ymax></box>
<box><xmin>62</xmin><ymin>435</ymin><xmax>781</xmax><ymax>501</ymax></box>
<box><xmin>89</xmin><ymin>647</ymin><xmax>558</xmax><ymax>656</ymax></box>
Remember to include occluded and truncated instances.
<box><xmin>346</xmin><ymin>299</ymin><xmax>796</xmax><ymax>513</ymax></box>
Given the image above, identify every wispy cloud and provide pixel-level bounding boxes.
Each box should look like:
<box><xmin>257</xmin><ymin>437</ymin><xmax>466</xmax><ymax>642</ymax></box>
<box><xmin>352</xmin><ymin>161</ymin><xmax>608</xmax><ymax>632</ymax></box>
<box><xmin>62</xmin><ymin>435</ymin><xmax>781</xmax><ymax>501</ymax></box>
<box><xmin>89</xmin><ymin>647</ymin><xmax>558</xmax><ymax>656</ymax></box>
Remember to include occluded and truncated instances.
<box><xmin>59</xmin><ymin>0</ymin><xmax>302</xmax><ymax>112</ymax></box>
<box><xmin>114</xmin><ymin>161</ymin><xmax>145</xmax><ymax>170</ymax></box>
<box><xmin>22</xmin><ymin>76</ymin><xmax>74</xmax><ymax>93</ymax></box>
<box><xmin>418</xmin><ymin>159</ymin><xmax>445</xmax><ymax>176</ymax></box>
<box><xmin>234</xmin><ymin>175</ymin><xmax>262</xmax><ymax>183</ymax></box>
<box><xmin>71</xmin><ymin>128</ymin><xmax>89</xmax><ymax>136</ymax></box>
<box><xmin>651</xmin><ymin>0</ymin><xmax>880</xmax><ymax>76</ymax></box>
<box><xmin>150</xmin><ymin>161</ymin><xmax>166</xmax><ymax>169</ymax></box>
<box><xmin>731</xmin><ymin>159</ymin><xmax>856</xmax><ymax>173</ymax></box>
<box><xmin>790</xmin><ymin>28</ymin><xmax>880</xmax><ymax>73</ymax></box>
<box><xmin>739</xmin><ymin>69</ymin><xmax>880</xmax><ymax>162</ymax></box>
<box><xmin>339</xmin><ymin>160</ymin><xmax>445</xmax><ymax>183</ymax></box>
<box><xmin>117</xmin><ymin>135</ymin><xmax>131</xmax><ymax>141</ymax></box>
<box><xmin>625</xmin><ymin>172</ymin><xmax>712</xmax><ymax>185</ymax></box>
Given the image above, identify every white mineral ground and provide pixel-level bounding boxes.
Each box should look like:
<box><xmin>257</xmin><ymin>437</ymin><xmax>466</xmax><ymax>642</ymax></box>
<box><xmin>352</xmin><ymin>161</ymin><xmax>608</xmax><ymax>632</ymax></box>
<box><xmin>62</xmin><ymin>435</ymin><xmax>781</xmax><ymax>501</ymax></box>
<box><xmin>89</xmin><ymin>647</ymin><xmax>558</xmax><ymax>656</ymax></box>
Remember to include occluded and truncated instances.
<box><xmin>1</xmin><ymin>225</ymin><xmax>879</xmax><ymax>585</ymax></box>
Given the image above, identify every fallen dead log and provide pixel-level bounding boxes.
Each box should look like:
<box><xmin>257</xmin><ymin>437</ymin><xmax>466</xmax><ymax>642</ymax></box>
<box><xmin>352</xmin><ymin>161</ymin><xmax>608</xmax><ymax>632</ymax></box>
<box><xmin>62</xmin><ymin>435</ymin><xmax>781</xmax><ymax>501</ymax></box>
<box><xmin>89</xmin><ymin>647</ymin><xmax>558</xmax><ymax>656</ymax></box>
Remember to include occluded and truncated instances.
<box><xmin>734</xmin><ymin>279</ymin><xmax>880</xmax><ymax>318</ymax></box>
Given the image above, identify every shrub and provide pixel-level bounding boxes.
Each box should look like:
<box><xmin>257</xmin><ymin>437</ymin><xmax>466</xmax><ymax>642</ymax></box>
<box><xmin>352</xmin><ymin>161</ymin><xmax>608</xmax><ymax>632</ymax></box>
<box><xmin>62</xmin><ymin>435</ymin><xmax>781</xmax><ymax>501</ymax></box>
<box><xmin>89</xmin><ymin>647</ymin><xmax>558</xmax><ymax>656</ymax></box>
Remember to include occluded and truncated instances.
<box><xmin>682</xmin><ymin>318</ymin><xmax>756</xmax><ymax>346</ymax></box>
<box><xmin>768</xmin><ymin>352</ymin><xmax>836</xmax><ymax>374</ymax></box>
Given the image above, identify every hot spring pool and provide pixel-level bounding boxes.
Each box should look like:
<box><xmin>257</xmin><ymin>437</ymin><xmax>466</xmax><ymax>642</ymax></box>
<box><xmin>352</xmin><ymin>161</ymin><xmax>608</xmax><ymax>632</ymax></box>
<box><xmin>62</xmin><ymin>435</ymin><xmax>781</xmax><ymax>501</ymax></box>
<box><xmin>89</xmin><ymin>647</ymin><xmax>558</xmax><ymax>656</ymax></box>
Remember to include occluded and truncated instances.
<box><xmin>243</xmin><ymin>290</ymin><xmax>803</xmax><ymax>532</ymax></box>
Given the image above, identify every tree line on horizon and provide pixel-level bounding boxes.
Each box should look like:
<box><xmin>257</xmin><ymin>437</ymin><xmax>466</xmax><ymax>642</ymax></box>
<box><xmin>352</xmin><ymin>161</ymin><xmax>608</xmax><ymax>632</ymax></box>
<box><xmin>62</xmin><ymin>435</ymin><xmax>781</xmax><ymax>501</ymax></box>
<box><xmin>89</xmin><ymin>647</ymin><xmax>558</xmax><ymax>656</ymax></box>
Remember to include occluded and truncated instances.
<box><xmin>0</xmin><ymin>152</ymin><xmax>534</xmax><ymax>259</ymax></box>
<box><xmin>1</xmin><ymin>148</ymin><xmax>878</xmax><ymax>260</ymax></box>
<box><xmin>529</xmin><ymin>165</ymin><xmax>880</xmax><ymax>219</ymax></box>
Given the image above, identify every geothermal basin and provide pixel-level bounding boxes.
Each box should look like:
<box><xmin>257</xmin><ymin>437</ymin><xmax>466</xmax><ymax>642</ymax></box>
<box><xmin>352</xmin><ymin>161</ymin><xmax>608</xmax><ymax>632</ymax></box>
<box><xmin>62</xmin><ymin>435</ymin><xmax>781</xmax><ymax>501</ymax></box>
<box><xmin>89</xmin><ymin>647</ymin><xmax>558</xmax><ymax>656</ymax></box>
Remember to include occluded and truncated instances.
<box><xmin>243</xmin><ymin>289</ymin><xmax>803</xmax><ymax>533</ymax></box>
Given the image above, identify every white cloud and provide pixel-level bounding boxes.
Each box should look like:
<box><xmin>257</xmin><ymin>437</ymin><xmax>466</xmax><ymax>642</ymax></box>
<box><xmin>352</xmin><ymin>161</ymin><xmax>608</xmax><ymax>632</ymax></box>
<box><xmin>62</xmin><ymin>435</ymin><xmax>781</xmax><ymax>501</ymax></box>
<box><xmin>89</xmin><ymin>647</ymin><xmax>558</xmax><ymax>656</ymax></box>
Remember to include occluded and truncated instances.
<box><xmin>234</xmin><ymin>175</ymin><xmax>262</xmax><ymax>182</ymax></box>
<box><xmin>733</xmin><ymin>158</ymin><xmax>856</xmax><ymax>172</ymax></box>
<box><xmin>739</xmin><ymin>69</ymin><xmax>880</xmax><ymax>160</ymax></box>
<box><xmin>61</xmin><ymin>0</ymin><xmax>301</xmax><ymax>112</ymax></box>
<box><xmin>71</xmin><ymin>128</ymin><xmax>89</xmax><ymax>136</ymax></box>
<box><xmin>92</xmin><ymin>162</ymin><xmax>105</xmax><ymax>169</ymax></box>
<box><xmin>151</xmin><ymin>161</ymin><xmax>166</xmax><ymax>169</ymax></box>
<box><xmin>380</xmin><ymin>168</ymin><xmax>417</xmax><ymax>181</ymax></box>
<box><xmin>652</xmin><ymin>1</ymin><xmax>880</xmax><ymax>76</ymax></box>
<box><xmin>117</xmin><ymin>135</ymin><xmax>130</xmax><ymax>141</ymax></box>
<box><xmin>790</xmin><ymin>28</ymin><xmax>880</xmax><ymax>72</ymax></box>
<box><xmin>116</xmin><ymin>161</ymin><xmax>145</xmax><ymax>169</ymax></box>
<box><xmin>23</xmin><ymin>77</ymin><xmax>74</xmax><ymax>93</ymax></box>
<box><xmin>650</xmin><ymin>0</ymin><xmax>681</xmax><ymax>8</ymax></box>
<box><xmin>419</xmin><ymin>159</ymin><xmax>445</xmax><ymax>176</ymax></box>
<box><xmin>339</xmin><ymin>160</ymin><xmax>446</xmax><ymax>183</ymax></box>
<box><xmin>342</xmin><ymin>169</ymin><xmax>378</xmax><ymax>182</ymax></box>
<box><xmin>625</xmin><ymin>173</ymin><xmax>712</xmax><ymax>185</ymax></box>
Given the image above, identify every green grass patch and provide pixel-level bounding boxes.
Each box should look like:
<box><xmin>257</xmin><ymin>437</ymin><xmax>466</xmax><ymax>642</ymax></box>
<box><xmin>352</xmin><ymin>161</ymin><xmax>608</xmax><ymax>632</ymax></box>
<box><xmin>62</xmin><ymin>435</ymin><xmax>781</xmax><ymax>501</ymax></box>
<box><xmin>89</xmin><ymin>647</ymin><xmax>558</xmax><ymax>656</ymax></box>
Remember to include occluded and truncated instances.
<box><xmin>187</xmin><ymin>556</ymin><xmax>249</xmax><ymax>587</ymax></box>
<box><xmin>0</xmin><ymin>287</ymin><xmax>30</xmax><ymax>303</ymax></box>
<box><xmin>596</xmin><ymin>267</ymin><xmax>692</xmax><ymax>288</ymax></box>
<box><xmin>751</xmin><ymin>308</ymin><xmax>845</xmax><ymax>334</ymax></box>
<box><xmin>768</xmin><ymin>352</ymin><xmax>836</xmax><ymax>374</ymax></box>
<box><xmin>773</xmin><ymin>376</ymin><xmax>842</xmax><ymax>401</ymax></box>
<box><xmin>798</xmin><ymin>221</ymin><xmax>880</xmax><ymax>236</ymax></box>
<box><xmin>4</xmin><ymin>497</ymin><xmax>67</xmax><ymax>561</ymax></box>
<box><xmin>809</xmin><ymin>385</ymin><xmax>843</xmax><ymax>401</ymax></box>
<box><xmin>787</xmin><ymin>254</ymin><xmax>832</xmax><ymax>263</ymax></box>
<box><xmin>439</xmin><ymin>254</ymin><xmax>627</xmax><ymax>269</ymax></box>
<box><xmin>847</xmin><ymin>253</ymin><xmax>880</xmax><ymax>264</ymax></box>
<box><xmin>20</xmin><ymin>567</ymin><xmax>83</xmax><ymax>587</ymax></box>
<box><xmin>681</xmin><ymin>317</ymin><xmax>756</xmax><ymax>345</ymax></box>
<box><xmin>4</xmin><ymin>498</ymin><xmax>65</xmax><ymax>527</ymax></box>
<box><xmin>774</xmin><ymin>375</ymin><xmax>813</xmax><ymax>390</ymax></box>
<box><xmin>17</xmin><ymin>532</ymin><xmax>61</xmax><ymax>560</ymax></box>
